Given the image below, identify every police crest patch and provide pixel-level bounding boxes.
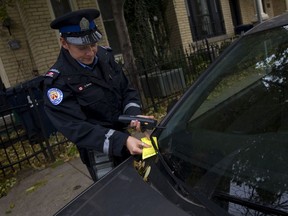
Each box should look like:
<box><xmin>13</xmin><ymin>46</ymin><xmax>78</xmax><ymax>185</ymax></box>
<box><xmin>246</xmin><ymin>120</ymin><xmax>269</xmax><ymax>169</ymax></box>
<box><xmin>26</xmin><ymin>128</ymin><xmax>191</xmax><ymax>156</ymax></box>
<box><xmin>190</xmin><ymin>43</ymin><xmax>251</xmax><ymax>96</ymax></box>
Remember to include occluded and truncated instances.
<box><xmin>47</xmin><ymin>88</ymin><xmax>63</xmax><ymax>105</ymax></box>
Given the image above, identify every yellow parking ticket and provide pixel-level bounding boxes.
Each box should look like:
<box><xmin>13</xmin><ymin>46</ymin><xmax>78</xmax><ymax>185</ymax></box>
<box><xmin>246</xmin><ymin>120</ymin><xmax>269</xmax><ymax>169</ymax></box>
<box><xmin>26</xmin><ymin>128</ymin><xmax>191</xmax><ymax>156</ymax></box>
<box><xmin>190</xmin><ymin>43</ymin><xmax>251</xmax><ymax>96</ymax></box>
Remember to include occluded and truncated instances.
<box><xmin>141</xmin><ymin>136</ymin><xmax>158</xmax><ymax>160</ymax></box>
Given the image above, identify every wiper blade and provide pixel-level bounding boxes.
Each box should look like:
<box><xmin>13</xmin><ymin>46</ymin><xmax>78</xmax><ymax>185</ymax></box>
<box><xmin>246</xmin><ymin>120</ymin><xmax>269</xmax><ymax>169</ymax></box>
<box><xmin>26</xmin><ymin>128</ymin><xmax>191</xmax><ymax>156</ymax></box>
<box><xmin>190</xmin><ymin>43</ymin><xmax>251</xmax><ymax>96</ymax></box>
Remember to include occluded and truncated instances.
<box><xmin>155</xmin><ymin>152</ymin><xmax>231</xmax><ymax>216</ymax></box>
<box><xmin>214</xmin><ymin>191</ymin><xmax>288</xmax><ymax>216</ymax></box>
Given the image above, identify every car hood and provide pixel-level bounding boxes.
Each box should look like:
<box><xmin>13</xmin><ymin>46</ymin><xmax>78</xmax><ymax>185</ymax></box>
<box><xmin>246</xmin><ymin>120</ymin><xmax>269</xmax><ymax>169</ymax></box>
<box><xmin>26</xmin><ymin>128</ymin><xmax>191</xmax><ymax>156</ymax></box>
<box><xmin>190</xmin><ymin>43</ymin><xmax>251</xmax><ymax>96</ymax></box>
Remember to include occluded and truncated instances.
<box><xmin>55</xmin><ymin>156</ymin><xmax>190</xmax><ymax>216</ymax></box>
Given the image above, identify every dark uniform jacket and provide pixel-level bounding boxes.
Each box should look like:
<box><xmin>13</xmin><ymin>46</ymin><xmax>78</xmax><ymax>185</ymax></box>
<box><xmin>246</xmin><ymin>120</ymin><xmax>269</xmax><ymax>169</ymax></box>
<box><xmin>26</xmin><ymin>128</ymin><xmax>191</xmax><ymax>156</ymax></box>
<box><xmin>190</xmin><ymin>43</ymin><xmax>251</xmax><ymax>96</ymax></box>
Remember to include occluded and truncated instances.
<box><xmin>43</xmin><ymin>46</ymin><xmax>141</xmax><ymax>164</ymax></box>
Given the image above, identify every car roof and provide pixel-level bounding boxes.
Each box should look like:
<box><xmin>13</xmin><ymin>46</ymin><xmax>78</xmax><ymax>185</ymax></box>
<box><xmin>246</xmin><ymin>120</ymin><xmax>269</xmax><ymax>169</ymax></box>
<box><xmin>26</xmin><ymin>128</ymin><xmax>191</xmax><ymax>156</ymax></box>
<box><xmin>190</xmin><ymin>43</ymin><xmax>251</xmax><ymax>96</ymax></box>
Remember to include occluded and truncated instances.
<box><xmin>246</xmin><ymin>12</ymin><xmax>288</xmax><ymax>35</ymax></box>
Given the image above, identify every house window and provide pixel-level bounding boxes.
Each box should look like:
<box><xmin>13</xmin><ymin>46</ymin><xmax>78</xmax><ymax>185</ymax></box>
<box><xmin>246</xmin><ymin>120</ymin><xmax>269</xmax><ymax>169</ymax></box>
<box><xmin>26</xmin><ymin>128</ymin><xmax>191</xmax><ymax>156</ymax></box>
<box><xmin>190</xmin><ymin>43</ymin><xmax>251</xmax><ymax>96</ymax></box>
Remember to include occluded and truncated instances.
<box><xmin>187</xmin><ymin>0</ymin><xmax>226</xmax><ymax>40</ymax></box>
<box><xmin>97</xmin><ymin>0</ymin><xmax>121</xmax><ymax>55</ymax></box>
<box><xmin>50</xmin><ymin>0</ymin><xmax>72</xmax><ymax>18</ymax></box>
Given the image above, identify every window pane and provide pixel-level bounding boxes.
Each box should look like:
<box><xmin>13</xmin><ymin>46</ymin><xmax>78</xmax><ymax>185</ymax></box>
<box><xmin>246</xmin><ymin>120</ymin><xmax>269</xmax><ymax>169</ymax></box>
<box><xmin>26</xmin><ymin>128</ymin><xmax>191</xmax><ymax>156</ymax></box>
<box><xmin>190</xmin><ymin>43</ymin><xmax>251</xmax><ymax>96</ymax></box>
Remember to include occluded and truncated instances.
<box><xmin>50</xmin><ymin>0</ymin><xmax>72</xmax><ymax>18</ymax></box>
<box><xmin>187</xmin><ymin>0</ymin><xmax>225</xmax><ymax>40</ymax></box>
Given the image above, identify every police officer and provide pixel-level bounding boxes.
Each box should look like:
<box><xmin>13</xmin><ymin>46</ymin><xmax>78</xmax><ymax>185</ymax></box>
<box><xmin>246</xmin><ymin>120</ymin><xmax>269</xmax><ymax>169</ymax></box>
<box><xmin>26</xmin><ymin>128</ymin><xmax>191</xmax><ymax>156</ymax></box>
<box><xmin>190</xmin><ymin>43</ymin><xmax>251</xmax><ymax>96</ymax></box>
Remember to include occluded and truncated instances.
<box><xmin>43</xmin><ymin>8</ymin><xmax>152</xmax><ymax>181</ymax></box>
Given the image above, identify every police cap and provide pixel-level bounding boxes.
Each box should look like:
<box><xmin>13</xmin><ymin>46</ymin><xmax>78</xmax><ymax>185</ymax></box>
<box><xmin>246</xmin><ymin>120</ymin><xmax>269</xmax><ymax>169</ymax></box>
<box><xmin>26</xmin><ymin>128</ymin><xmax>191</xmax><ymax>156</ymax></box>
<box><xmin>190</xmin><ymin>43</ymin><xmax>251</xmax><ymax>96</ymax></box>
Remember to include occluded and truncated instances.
<box><xmin>50</xmin><ymin>8</ymin><xmax>102</xmax><ymax>45</ymax></box>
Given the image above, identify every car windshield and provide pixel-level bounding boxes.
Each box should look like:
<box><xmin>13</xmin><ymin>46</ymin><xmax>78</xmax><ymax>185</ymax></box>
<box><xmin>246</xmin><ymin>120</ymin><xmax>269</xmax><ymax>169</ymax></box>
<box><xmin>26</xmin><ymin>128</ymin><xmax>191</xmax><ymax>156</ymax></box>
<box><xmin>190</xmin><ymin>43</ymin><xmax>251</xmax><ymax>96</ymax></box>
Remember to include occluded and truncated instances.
<box><xmin>158</xmin><ymin>25</ymin><xmax>288</xmax><ymax>215</ymax></box>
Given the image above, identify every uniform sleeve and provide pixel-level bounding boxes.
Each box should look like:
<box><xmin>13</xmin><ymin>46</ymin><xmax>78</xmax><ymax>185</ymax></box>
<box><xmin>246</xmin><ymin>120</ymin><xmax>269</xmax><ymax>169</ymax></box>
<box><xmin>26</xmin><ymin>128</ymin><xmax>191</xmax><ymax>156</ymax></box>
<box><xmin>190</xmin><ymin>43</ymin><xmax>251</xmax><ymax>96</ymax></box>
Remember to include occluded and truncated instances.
<box><xmin>121</xmin><ymin>74</ymin><xmax>142</xmax><ymax>115</ymax></box>
<box><xmin>43</xmin><ymin>78</ymin><xmax>129</xmax><ymax>157</ymax></box>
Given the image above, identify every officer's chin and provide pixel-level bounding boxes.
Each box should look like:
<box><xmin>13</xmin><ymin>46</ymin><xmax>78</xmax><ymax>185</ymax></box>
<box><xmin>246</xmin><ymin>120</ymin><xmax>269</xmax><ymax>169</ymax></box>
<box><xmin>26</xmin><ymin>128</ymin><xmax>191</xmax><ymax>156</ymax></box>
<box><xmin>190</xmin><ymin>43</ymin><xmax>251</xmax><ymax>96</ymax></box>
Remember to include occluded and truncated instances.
<box><xmin>80</xmin><ymin>58</ymin><xmax>94</xmax><ymax>65</ymax></box>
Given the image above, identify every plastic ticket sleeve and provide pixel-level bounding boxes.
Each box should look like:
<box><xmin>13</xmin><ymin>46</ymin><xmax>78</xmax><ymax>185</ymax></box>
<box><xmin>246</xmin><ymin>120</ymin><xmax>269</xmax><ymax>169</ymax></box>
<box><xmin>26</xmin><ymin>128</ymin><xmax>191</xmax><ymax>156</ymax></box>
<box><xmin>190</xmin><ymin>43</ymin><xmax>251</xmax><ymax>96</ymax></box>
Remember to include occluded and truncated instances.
<box><xmin>141</xmin><ymin>136</ymin><xmax>158</xmax><ymax>160</ymax></box>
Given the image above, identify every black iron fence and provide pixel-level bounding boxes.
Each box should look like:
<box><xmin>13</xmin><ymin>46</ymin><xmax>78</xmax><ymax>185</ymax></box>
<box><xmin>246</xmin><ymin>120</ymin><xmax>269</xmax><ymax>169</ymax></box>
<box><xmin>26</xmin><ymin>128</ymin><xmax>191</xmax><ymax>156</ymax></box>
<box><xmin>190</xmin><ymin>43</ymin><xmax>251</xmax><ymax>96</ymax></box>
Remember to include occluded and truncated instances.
<box><xmin>0</xmin><ymin>38</ymin><xmax>236</xmax><ymax>177</ymax></box>
<box><xmin>127</xmin><ymin>38</ymin><xmax>236</xmax><ymax>112</ymax></box>
<box><xmin>0</xmin><ymin>77</ymin><xmax>71</xmax><ymax>178</ymax></box>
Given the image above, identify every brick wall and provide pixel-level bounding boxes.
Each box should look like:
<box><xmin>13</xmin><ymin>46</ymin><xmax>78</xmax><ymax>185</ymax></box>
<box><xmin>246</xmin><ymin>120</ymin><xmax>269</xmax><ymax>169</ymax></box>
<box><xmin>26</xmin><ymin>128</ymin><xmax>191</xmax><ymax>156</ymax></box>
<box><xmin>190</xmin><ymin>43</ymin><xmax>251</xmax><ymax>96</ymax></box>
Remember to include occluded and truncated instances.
<box><xmin>167</xmin><ymin>0</ymin><xmax>235</xmax><ymax>48</ymax></box>
<box><xmin>271</xmin><ymin>0</ymin><xmax>287</xmax><ymax>16</ymax></box>
<box><xmin>0</xmin><ymin>3</ymin><xmax>38</xmax><ymax>87</ymax></box>
<box><xmin>264</xmin><ymin>0</ymin><xmax>287</xmax><ymax>18</ymax></box>
<box><xmin>264</xmin><ymin>0</ymin><xmax>275</xmax><ymax>17</ymax></box>
<box><xmin>17</xmin><ymin>0</ymin><xmax>59</xmax><ymax>76</ymax></box>
<box><xmin>238</xmin><ymin>0</ymin><xmax>286</xmax><ymax>24</ymax></box>
<box><xmin>220</xmin><ymin>0</ymin><xmax>234</xmax><ymax>36</ymax></box>
<box><xmin>169</xmin><ymin>0</ymin><xmax>192</xmax><ymax>49</ymax></box>
<box><xmin>240</xmin><ymin>0</ymin><xmax>257</xmax><ymax>24</ymax></box>
<box><xmin>0</xmin><ymin>0</ymin><xmax>108</xmax><ymax>87</ymax></box>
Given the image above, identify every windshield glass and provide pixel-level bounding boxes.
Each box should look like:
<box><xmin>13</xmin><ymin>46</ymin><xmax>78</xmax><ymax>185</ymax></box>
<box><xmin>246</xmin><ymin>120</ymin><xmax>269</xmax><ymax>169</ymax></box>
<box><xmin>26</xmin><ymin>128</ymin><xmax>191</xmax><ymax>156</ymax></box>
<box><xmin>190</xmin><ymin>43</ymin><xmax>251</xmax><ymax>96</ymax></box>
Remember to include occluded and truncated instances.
<box><xmin>158</xmin><ymin>25</ymin><xmax>288</xmax><ymax>215</ymax></box>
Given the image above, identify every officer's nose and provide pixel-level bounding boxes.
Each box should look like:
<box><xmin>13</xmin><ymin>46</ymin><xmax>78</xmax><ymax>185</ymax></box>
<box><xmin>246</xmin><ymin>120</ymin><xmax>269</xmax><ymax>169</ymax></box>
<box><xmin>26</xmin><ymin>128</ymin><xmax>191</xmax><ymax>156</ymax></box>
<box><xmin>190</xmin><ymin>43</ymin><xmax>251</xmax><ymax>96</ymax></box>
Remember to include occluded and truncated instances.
<box><xmin>86</xmin><ymin>45</ymin><xmax>96</xmax><ymax>55</ymax></box>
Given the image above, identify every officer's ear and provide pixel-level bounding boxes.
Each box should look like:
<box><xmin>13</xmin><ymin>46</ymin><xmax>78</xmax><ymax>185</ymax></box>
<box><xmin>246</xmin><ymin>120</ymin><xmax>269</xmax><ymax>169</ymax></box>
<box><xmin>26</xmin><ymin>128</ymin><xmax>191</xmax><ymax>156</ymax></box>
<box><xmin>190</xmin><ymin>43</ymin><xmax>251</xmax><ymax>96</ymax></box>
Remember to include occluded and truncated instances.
<box><xmin>60</xmin><ymin>37</ymin><xmax>69</xmax><ymax>49</ymax></box>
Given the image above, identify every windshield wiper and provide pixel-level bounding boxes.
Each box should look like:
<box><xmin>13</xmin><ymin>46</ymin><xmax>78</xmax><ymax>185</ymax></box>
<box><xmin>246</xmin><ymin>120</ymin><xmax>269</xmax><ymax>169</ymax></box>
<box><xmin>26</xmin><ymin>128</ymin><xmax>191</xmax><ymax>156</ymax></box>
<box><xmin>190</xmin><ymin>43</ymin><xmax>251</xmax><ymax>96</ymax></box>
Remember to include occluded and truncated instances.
<box><xmin>154</xmin><ymin>149</ymin><xmax>231</xmax><ymax>215</ymax></box>
<box><xmin>214</xmin><ymin>191</ymin><xmax>288</xmax><ymax>215</ymax></box>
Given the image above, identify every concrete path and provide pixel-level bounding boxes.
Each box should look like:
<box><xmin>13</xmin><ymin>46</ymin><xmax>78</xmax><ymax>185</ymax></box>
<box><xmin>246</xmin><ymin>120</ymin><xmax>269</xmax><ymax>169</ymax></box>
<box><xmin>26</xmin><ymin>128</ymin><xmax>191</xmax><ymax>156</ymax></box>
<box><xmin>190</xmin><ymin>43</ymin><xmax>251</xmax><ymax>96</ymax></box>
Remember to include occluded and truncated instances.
<box><xmin>0</xmin><ymin>157</ymin><xmax>93</xmax><ymax>216</ymax></box>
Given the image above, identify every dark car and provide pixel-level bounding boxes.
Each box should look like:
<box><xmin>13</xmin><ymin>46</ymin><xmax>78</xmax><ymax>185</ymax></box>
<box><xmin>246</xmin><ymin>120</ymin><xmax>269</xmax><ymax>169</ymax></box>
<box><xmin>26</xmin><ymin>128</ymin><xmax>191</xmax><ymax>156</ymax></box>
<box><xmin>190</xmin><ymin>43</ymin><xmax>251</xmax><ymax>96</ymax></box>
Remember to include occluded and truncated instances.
<box><xmin>55</xmin><ymin>13</ymin><xmax>288</xmax><ymax>216</ymax></box>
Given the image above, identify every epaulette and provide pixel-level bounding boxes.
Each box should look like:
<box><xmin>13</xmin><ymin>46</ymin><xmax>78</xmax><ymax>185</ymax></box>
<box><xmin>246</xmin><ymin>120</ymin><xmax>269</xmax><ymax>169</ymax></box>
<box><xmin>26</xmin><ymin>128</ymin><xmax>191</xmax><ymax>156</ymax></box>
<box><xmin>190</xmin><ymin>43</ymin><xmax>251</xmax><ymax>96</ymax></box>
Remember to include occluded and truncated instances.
<box><xmin>100</xmin><ymin>45</ymin><xmax>112</xmax><ymax>52</ymax></box>
<box><xmin>45</xmin><ymin>68</ymin><xmax>61</xmax><ymax>79</ymax></box>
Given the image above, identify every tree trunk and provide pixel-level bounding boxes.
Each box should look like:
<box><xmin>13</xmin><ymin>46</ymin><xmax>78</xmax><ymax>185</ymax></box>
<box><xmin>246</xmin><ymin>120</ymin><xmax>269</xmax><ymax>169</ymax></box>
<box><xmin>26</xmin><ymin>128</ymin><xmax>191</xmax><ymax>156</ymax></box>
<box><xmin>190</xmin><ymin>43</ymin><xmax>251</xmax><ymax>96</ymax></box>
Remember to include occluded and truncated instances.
<box><xmin>109</xmin><ymin>0</ymin><xmax>143</xmax><ymax>95</ymax></box>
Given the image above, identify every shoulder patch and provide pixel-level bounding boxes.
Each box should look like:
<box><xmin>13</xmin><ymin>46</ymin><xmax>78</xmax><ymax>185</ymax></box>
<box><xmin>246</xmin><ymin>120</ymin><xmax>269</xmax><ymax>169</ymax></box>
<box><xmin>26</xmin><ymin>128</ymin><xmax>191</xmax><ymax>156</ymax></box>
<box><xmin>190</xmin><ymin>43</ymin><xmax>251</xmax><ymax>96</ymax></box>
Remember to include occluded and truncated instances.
<box><xmin>47</xmin><ymin>88</ymin><xmax>63</xmax><ymax>105</ymax></box>
<box><xmin>45</xmin><ymin>69</ymin><xmax>60</xmax><ymax>79</ymax></box>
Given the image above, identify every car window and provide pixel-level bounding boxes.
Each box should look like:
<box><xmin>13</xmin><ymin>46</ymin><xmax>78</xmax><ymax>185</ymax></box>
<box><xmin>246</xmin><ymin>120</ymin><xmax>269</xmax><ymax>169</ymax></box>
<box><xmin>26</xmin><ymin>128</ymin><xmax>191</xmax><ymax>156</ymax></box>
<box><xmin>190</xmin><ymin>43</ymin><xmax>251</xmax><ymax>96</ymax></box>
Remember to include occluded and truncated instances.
<box><xmin>158</xmin><ymin>25</ymin><xmax>288</xmax><ymax>215</ymax></box>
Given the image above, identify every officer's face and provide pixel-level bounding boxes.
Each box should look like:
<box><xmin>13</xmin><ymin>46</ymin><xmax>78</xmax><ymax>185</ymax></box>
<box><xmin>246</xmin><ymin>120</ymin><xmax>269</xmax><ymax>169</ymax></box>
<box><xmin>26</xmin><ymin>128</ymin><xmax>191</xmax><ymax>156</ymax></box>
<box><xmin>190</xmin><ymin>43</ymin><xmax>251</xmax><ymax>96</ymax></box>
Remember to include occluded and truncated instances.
<box><xmin>61</xmin><ymin>38</ymin><xmax>97</xmax><ymax>65</ymax></box>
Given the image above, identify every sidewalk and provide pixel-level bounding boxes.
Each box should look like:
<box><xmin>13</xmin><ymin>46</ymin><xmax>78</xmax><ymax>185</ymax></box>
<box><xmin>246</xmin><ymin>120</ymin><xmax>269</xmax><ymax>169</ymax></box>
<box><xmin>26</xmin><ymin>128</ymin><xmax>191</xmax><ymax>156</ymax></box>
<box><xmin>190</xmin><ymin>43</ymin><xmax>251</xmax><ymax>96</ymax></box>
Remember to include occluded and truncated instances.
<box><xmin>0</xmin><ymin>157</ymin><xmax>94</xmax><ymax>216</ymax></box>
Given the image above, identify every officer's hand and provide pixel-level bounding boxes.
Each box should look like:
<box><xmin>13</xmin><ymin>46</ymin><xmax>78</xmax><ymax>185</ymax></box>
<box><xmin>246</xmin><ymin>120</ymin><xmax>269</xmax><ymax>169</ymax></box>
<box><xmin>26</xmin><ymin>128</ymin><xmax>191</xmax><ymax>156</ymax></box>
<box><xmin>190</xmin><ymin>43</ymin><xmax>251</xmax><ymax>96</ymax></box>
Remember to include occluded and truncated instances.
<box><xmin>130</xmin><ymin>115</ymin><xmax>155</xmax><ymax>132</ymax></box>
<box><xmin>125</xmin><ymin>136</ymin><xmax>151</xmax><ymax>155</ymax></box>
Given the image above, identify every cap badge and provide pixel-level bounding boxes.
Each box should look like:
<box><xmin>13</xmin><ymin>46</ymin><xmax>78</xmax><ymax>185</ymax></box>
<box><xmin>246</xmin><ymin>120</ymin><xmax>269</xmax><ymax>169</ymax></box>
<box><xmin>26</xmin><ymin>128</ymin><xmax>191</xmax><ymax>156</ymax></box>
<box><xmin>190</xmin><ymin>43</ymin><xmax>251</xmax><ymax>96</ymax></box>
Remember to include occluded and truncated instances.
<box><xmin>80</xmin><ymin>17</ymin><xmax>90</xmax><ymax>31</ymax></box>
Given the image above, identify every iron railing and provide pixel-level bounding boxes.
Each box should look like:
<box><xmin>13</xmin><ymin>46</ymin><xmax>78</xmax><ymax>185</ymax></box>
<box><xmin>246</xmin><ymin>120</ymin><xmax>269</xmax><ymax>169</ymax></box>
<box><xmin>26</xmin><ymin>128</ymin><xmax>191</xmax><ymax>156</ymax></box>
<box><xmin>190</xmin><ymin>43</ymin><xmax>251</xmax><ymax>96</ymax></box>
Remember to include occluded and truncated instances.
<box><xmin>126</xmin><ymin>38</ymin><xmax>237</xmax><ymax>112</ymax></box>
<box><xmin>0</xmin><ymin>77</ymin><xmax>71</xmax><ymax>178</ymax></box>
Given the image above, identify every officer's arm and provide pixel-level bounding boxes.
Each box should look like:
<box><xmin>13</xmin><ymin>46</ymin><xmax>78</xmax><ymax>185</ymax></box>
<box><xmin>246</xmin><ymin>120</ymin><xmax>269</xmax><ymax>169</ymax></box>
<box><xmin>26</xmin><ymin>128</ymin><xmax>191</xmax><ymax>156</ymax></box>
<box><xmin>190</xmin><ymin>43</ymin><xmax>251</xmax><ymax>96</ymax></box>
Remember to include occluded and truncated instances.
<box><xmin>43</xmin><ymin>81</ymin><xmax>128</xmax><ymax>157</ymax></box>
<box><xmin>109</xmin><ymin>58</ymin><xmax>142</xmax><ymax>115</ymax></box>
<box><xmin>100</xmin><ymin>46</ymin><xmax>142</xmax><ymax>116</ymax></box>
